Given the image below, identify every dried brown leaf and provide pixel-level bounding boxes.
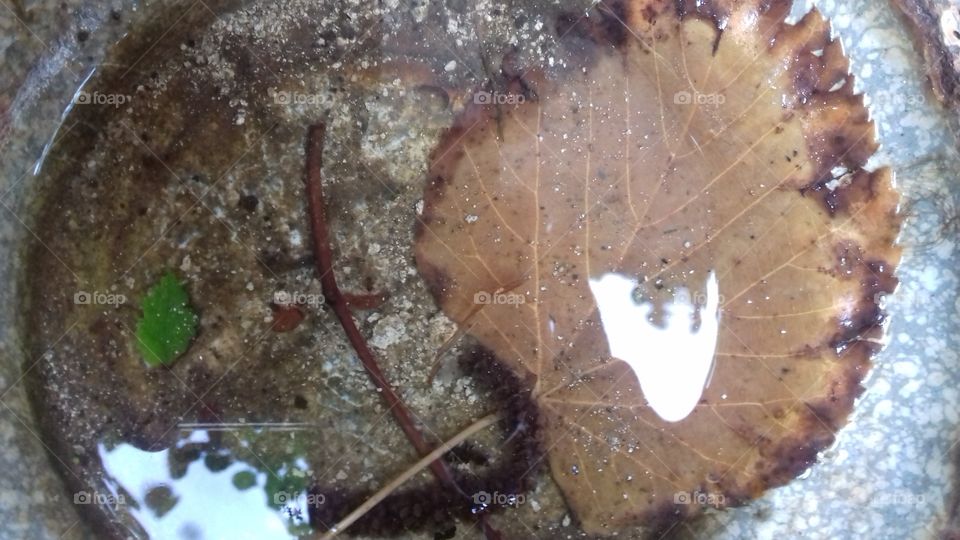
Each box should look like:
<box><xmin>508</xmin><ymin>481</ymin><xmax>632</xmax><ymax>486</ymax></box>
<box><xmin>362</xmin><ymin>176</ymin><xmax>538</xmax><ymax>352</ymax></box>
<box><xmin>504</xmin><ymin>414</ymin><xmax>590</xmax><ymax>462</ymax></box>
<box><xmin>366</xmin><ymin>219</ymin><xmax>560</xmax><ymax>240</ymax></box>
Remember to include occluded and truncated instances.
<box><xmin>415</xmin><ymin>0</ymin><xmax>901</xmax><ymax>533</ymax></box>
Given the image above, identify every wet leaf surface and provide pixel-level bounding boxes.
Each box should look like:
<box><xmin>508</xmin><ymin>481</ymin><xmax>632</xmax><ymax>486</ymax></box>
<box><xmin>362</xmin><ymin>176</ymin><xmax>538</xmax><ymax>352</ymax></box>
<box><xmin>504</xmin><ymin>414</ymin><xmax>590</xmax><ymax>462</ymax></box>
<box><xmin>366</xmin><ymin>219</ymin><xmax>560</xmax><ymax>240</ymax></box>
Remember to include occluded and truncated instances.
<box><xmin>135</xmin><ymin>272</ymin><xmax>199</xmax><ymax>367</ymax></box>
<box><xmin>415</xmin><ymin>0</ymin><xmax>902</xmax><ymax>533</ymax></box>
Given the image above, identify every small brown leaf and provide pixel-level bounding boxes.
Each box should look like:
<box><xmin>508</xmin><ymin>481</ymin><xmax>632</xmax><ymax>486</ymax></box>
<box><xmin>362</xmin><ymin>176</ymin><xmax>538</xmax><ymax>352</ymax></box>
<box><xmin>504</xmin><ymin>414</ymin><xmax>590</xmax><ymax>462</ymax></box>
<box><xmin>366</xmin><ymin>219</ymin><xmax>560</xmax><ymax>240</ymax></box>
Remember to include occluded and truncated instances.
<box><xmin>415</xmin><ymin>0</ymin><xmax>901</xmax><ymax>534</ymax></box>
<box><xmin>270</xmin><ymin>304</ymin><xmax>305</xmax><ymax>333</ymax></box>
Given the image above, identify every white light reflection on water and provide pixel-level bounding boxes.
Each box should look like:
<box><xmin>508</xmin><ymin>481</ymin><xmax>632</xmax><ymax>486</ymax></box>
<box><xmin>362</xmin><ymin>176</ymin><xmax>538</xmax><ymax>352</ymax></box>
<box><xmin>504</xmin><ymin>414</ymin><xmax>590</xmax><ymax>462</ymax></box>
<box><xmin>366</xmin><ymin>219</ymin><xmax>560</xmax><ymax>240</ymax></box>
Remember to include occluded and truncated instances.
<box><xmin>99</xmin><ymin>431</ymin><xmax>296</xmax><ymax>540</ymax></box>
<box><xmin>588</xmin><ymin>271</ymin><xmax>721</xmax><ymax>422</ymax></box>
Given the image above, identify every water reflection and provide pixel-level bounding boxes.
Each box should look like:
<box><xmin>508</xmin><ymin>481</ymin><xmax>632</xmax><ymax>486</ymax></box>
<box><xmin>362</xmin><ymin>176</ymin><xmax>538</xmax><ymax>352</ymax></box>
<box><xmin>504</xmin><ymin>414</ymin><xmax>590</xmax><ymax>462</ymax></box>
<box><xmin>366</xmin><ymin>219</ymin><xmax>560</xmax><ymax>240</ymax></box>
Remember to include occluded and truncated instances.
<box><xmin>99</xmin><ymin>428</ymin><xmax>314</xmax><ymax>539</ymax></box>
<box><xmin>589</xmin><ymin>271</ymin><xmax>721</xmax><ymax>422</ymax></box>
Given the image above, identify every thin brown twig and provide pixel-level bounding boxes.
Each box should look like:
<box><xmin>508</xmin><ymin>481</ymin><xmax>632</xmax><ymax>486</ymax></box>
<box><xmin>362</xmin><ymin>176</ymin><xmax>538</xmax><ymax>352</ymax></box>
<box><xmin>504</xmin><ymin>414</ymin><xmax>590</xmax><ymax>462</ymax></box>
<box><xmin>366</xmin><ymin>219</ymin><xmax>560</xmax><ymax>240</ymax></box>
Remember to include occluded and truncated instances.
<box><xmin>303</xmin><ymin>123</ymin><xmax>501</xmax><ymax>539</ymax></box>
<box><xmin>320</xmin><ymin>412</ymin><xmax>502</xmax><ymax>539</ymax></box>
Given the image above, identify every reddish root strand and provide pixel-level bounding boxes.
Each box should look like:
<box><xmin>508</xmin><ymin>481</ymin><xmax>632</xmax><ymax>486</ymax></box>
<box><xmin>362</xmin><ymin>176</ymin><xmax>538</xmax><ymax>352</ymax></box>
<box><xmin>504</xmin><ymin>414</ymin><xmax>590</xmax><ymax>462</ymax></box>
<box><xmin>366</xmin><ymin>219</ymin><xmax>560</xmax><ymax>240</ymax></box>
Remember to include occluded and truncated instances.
<box><xmin>303</xmin><ymin>123</ymin><xmax>502</xmax><ymax>538</ymax></box>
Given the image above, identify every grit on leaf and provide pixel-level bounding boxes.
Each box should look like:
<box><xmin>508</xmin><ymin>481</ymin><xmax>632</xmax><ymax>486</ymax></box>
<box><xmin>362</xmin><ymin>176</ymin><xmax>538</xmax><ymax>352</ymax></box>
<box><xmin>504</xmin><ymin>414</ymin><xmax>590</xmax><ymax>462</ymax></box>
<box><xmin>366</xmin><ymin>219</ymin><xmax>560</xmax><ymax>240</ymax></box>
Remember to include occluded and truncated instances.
<box><xmin>135</xmin><ymin>272</ymin><xmax>199</xmax><ymax>367</ymax></box>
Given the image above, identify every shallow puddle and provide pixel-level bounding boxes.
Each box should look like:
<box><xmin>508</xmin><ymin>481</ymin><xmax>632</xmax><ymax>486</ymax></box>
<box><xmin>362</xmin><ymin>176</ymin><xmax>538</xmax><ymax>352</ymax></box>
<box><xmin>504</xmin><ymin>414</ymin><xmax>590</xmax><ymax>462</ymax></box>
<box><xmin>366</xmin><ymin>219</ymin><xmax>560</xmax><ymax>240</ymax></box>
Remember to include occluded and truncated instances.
<box><xmin>21</xmin><ymin>1</ymin><xmax>902</xmax><ymax>538</ymax></box>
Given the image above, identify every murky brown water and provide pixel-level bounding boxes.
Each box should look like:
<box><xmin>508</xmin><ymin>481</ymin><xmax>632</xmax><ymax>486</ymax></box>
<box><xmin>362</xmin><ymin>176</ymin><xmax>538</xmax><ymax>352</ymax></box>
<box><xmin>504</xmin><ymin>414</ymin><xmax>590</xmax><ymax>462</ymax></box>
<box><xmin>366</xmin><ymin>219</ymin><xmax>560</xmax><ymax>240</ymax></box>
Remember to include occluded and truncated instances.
<box><xmin>21</xmin><ymin>1</ymin><xmax>900</xmax><ymax>539</ymax></box>
<box><xmin>22</xmin><ymin>0</ymin><xmax>582</xmax><ymax>538</ymax></box>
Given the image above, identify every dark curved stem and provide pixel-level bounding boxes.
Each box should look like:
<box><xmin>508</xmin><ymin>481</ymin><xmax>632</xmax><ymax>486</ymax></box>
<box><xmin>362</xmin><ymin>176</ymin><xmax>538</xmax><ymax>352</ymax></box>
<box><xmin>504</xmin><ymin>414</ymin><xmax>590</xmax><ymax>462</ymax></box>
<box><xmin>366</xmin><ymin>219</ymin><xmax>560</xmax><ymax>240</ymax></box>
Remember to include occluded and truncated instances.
<box><xmin>304</xmin><ymin>123</ymin><xmax>500</xmax><ymax>538</ymax></box>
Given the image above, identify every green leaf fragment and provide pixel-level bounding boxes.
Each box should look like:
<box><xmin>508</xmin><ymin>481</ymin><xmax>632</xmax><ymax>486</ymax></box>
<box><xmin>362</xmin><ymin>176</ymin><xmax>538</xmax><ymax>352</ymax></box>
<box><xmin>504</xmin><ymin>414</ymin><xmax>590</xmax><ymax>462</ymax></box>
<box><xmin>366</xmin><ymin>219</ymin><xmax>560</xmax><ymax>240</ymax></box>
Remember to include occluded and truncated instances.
<box><xmin>232</xmin><ymin>470</ymin><xmax>257</xmax><ymax>491</ymax></box>
<box><xmin>136</xmin><ymin>271</ymin><xmax>199</xmax><ymax>367</ymax></box>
